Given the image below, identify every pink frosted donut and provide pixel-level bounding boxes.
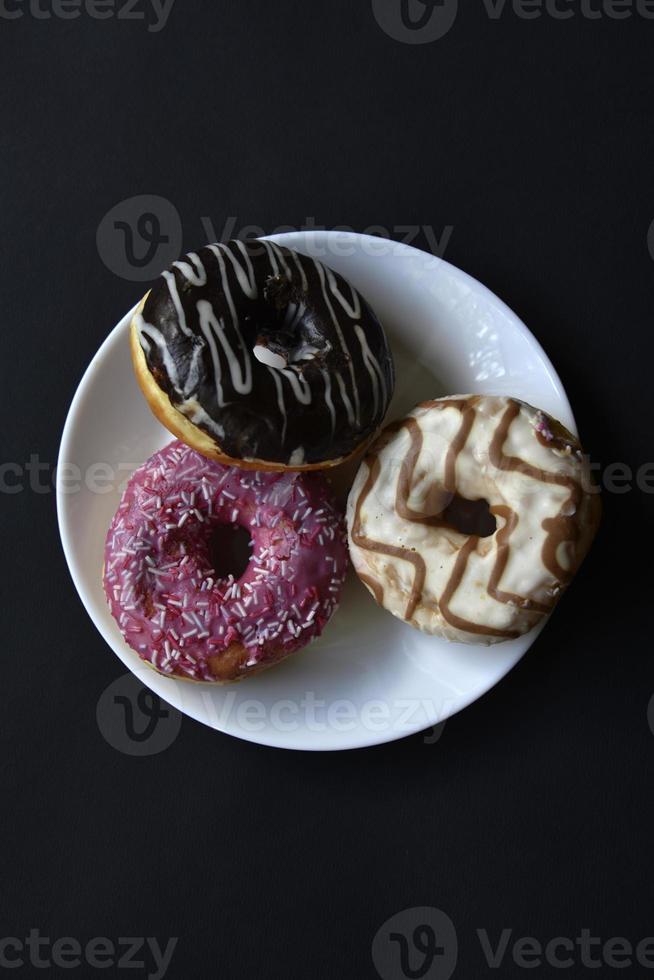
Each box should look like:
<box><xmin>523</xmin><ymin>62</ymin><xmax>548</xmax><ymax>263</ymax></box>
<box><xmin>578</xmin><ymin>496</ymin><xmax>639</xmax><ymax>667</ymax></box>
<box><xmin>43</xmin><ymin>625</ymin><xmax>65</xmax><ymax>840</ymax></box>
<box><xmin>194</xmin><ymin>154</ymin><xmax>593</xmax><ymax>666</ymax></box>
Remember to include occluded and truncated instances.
<box><xmin>103</xmin><ymin>440</ymin><xmax>348</xmax><ymax>682</ymax></box>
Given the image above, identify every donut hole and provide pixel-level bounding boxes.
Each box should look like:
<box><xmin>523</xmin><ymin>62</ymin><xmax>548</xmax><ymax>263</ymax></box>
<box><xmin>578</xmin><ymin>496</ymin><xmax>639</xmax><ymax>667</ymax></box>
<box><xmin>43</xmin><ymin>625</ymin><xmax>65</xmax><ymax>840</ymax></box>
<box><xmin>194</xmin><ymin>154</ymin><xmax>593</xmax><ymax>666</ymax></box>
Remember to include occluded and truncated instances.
<box><xmin>253</xmin><ymin>278</ymin><xmax>332</xmax><ymax>370</ymax></box>
<box><xmin>208</xmin><ymin>524</ymin><xmax>252</xmax><ymax>580</ymax></box>
<box><xmin>441</xmin><ymin>495</ymin><xmax>497</xmax><ymax>538</ymax></box>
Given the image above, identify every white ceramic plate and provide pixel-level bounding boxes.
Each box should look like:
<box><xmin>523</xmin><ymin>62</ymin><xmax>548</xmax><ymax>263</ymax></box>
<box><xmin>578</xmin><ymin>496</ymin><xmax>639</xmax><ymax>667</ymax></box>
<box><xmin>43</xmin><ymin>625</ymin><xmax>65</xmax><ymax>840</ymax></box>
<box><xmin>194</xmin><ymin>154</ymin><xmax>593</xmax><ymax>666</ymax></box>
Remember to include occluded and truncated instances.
<box><xmin>58</xmin><ymin>231</ymin><xmax>575</xmax><ymax>751</ymax></box>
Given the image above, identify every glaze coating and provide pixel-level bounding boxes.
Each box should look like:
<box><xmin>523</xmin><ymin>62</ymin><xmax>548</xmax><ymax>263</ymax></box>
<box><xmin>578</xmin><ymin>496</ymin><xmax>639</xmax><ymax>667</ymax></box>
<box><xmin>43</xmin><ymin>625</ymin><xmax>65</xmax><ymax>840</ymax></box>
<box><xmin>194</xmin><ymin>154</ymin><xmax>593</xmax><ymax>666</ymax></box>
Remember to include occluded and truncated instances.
<box><xmin>347</xmin><ymin>396</ymin><xmax>600</xmax><ymax>644</ymax></box>
<box><xmin>134</xmin><ymin>240</ymin><xmax>394</xmax><ymax>467</ymax></box>
<box><xmin>104</xmin><ymin>441</ymin><xmax>348</xmax><ymax>681</ymax></box>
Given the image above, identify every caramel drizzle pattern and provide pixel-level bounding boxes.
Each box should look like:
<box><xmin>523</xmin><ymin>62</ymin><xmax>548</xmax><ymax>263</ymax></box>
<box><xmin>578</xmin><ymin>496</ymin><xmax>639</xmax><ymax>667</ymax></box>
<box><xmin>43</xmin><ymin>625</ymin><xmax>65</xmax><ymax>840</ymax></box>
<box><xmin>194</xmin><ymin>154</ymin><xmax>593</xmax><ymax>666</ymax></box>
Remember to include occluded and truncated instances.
<box><xmin>351</xmin><ymin>398</ymin><xmax>584</xmax><ymax>638</ymax></box>
<box><xmin>351</xmin><ymin>453</ymin><xmax>427</xmax><ymax>620</ymax></box>
<box><xmin>488</xmin><ymin>401</ymin><xmax>582</xmax><ymax>586</ymax></box>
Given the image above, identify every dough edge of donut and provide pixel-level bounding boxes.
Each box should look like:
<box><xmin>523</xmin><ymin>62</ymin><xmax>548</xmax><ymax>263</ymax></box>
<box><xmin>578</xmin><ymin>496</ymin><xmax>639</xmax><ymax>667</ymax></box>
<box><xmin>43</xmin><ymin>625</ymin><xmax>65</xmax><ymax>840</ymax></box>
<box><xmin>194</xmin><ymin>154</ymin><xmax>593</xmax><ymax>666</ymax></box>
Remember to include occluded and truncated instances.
<box><xmin>140</xmin><ymin>641</ymin><xmax>298</xmax><ymax>684</ymax></box>
<box><xmin>103</xmin><ymin>557</ymin><xmax>302</xmax><ymax>683</ymax></box>
<box><xmin>130</xmin><ymin>296</ymin><xmax>372</xmax><ymax>472</ymax></box>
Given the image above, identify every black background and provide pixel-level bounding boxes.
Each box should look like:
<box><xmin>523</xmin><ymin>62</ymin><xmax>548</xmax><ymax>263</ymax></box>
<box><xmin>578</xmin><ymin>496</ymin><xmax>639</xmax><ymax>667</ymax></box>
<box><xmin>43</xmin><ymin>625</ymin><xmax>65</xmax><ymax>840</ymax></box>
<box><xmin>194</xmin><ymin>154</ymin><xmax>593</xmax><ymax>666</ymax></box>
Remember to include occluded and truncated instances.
<box><xmin>2</xmin><ymin>1</ymin><xmax>652</xmax><ymax>977</ymax></box>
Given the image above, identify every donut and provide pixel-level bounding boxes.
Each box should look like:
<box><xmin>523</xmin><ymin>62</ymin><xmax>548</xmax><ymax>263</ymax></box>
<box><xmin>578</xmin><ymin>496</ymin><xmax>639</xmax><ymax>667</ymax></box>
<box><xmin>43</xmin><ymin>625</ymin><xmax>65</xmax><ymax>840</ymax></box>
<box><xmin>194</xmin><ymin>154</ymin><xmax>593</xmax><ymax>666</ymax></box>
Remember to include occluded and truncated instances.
<box><xmin>130</xmin><ymin>239</ymin><xmax>395</xmax><ymax>470</ymax></box>
<box><xmin>347</xmin><ymin>395</ymin><xmax>600</xmax><ymax>644</ymax></box>
<box><xmin>103</xmin><ymin>440</ymin><xmax>348</xmax><ymax>682</ymax></box>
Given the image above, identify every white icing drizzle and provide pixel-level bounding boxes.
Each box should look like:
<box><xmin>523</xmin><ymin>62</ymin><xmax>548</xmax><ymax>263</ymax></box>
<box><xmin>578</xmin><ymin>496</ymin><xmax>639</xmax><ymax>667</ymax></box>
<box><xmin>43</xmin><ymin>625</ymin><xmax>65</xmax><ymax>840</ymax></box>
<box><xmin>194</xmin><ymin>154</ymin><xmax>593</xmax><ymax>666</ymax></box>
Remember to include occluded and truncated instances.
<box><xmin>205</xmin><ymin>243</ymin><xmax>254</xmax><ymax>393</ymax></box>
<box><xmin>136</xmin><ymin>315</ymin><xmax>181</xmax><ymax>388</ymax></box>
<box><xmin>354</xmin><ymin>323</ymin><xmax>387</xmax><ymax>417</ymax></box>
<box><xmin>280</xmin><ymin>366</ymin><xmax>312</xmax><ymax>405</ymax></box>
<box><xmin>268</xmin><ymin>240</ymin><xmax>294</xmax><ymax>280</ymax></box>
<box><xmin>173</xmin><ymin>251</ymin><xmax>207</xmax><ymax>285</ymax></box>
<box><xmin>181</xmin><ymin>399</ymin><xmax>225</xmax><ymax>438</ymax></box>
<box><xmin>206</xmin><ymin>245</ymin><xmax>252</xmax><ymax>379</ymax></box>
<box><xmin>261</xmin><ymin>240</ymin><xmax>280</xmax><ymax>276</ymax></box>
<box><xmin>162</xmin><ymin>270</ymin><xmax>192</xmax><ymax>337</ymax></box>
<box><xmin>217</xmin><ymin>240</ymin><xmax>258</xmax><ymax>299</ymax></box>
<box><xmin>334</xmin><ymin>371</ymin><xmax>355</xmax><ymax>426</ymax></box>
<box><xmin>197</xmin><ymin>300</ymin><xmax>252</xmax><ymax>395</ymax></box>
<box><xmin>321</xmin><ymin>368</ymin><xmax>337</xmax><ymax>437</ymax></box>
<box><xmin>196</xmin><ymin>306</ymin><xmax>225</xmax><ymax>406</ymax></box>
<box><xmin>283</xmin><ymin>301</ymin><xmax>303</xmax><ymax>331</ymax></box>
<box><xmin>316</xmin><ymin>260</ymin><xmax>361</xmax><ymax>426</ymax></box>
<box><xmin>182</xmin><ymin>344</ymin><xmax>204</xmax><ymax>397</ymax></box>
<box><xmin>290</xmin><ymin>248</ymin><xmax>309</xmax><ymax>291</ymax></box>
<box><xmin>325</xmin><ymin>265</ymin><xmax>362</xmax><ymax>320</ymax></box>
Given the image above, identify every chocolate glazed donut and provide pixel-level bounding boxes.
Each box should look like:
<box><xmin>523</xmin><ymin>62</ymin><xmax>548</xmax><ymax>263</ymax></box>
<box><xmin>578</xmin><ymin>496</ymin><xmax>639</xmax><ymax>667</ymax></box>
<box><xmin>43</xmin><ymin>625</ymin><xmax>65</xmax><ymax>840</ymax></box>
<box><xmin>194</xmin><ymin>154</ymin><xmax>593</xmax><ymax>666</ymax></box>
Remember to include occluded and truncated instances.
<box><xmin>130</xmin><ymin>239</ymin><xmax>395</xmax><ymax>470</ymax></box>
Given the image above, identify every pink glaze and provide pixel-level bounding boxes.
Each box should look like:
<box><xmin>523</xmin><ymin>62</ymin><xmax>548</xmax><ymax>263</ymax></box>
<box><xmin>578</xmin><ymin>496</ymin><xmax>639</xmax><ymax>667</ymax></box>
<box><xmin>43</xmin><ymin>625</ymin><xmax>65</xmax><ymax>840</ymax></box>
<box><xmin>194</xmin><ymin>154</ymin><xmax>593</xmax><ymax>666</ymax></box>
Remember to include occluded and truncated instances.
<box><xmin>103</xmin><ymin>441</ymin><xmax>348</xmax><ymax>681</ymax></box>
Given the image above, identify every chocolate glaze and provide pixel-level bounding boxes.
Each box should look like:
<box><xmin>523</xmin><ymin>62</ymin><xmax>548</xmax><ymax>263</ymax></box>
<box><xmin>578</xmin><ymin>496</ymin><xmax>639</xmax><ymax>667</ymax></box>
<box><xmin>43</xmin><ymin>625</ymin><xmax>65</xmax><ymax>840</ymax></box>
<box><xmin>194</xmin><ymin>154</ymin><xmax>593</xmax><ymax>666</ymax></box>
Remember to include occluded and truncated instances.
<box><xmin>136</xmin><ymin>240</ymin><xmax>395</xmax><ymax>465</ymax></box>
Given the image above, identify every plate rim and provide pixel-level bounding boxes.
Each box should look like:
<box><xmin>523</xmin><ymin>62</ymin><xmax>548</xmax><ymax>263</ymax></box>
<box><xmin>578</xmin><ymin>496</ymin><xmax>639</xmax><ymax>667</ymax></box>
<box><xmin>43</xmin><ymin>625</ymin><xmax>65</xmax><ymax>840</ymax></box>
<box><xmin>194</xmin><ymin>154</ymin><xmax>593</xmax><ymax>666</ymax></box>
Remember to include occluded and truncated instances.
<box><xmin>57</xmin><ymin>230</ymin><xmax>575</xmax><ymax>751</ymax></box>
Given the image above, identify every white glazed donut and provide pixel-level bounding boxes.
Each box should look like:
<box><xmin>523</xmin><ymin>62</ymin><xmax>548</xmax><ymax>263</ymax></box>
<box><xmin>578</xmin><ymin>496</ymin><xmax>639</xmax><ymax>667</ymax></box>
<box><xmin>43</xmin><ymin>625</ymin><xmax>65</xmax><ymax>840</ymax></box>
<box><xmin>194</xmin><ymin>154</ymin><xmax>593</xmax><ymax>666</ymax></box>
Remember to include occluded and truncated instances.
<box><xmin>347</xmin><ymin>395</ymin><xmax>600</xmax><ymax>644</ymax></box>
